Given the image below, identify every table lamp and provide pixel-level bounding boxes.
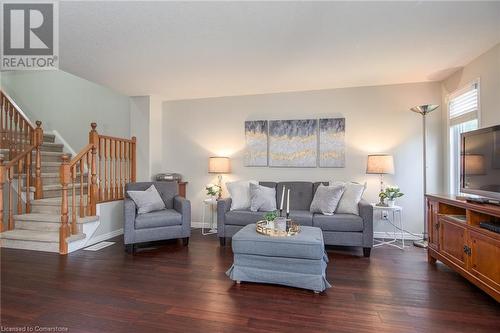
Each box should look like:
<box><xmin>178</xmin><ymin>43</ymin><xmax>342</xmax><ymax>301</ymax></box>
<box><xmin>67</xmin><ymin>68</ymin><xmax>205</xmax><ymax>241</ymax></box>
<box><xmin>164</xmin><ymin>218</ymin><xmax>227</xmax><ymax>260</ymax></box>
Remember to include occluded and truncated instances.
<box><xmin>366</xmin><ymin>154</ymin><xmax>395</xmax><ymax>206</ymax></box>
<box><xmin>208</xmin><ymin>157</ymin><xmax>231</xmax><ymax>199</ymax></box>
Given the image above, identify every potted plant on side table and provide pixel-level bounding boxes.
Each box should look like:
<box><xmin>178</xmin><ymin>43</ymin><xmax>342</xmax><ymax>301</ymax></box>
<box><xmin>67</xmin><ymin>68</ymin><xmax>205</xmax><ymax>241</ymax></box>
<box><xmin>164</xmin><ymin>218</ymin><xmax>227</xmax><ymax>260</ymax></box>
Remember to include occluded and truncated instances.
<box><xmin>379</xmin><ymin>186</ymin><xmax>404</xmax><ymax>207</ymax></box>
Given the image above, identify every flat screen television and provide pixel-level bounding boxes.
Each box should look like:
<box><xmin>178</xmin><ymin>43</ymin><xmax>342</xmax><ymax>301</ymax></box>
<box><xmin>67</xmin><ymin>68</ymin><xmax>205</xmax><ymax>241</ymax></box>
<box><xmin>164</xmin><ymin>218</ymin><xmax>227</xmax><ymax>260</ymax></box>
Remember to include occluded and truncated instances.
<box><xmin>461</xmin><ymin>125</ymin><xmax>500</xmax><ymax>200</ymax></box>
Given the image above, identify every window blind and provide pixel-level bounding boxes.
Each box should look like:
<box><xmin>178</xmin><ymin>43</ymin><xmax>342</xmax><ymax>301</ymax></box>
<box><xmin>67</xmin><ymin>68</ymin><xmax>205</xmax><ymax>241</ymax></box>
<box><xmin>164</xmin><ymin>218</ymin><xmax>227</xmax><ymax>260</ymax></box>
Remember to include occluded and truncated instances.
<box><xmin>448</xmin><ymin>81</ymin><xmax>479</xmax><ymax>125</ymax></box>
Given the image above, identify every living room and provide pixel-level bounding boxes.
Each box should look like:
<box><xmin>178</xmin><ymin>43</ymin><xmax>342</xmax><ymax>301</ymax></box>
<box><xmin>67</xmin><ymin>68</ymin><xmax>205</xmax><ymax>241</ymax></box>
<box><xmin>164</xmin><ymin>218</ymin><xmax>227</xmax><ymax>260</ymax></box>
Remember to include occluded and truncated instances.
<box><xmin>1</xmin><ymin>1</ymin><xmax>499</xmax><ymax>332</ymax></box>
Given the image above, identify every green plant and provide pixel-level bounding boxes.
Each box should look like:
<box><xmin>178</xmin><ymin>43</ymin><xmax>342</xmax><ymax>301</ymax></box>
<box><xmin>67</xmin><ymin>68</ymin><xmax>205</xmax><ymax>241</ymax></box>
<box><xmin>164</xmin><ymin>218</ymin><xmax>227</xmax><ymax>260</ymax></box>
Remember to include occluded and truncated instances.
<box><xmin>379</xmin><ymin>186</ymin><xmax>404</xmax><ymax>201</ymax></box>
<box><xmin>263</xmin><ymin>211</ymin><xmax>278</xmax><ymax>222</ymax></box>
<box><xmin>205</xmin><ymin>184</ymin><xmax>221</xmax><ymax>196</ymax></box>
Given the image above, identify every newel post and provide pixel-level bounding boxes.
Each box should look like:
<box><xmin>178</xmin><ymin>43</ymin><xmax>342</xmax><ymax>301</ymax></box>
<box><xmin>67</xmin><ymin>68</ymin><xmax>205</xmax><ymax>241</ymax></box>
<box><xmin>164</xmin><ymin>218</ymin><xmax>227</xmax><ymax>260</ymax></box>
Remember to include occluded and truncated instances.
<box><xmin>89</xmin><ymin>123</ymin><xmax>99</xmax><ymax>214</ymax></box>
<box><xmin>0</xmin><ymin>155</ymin><xmax>4</xmax><ymax>233</ymax></box>
<box><xmin>59</xmin><ymin>154</ymin><xmax>71</xmax><ymax>254</ymax></box>
<box><xmin>34</xmin><ymin>120</ymin><xmax>43</xmax><ymax>199</ymax></box>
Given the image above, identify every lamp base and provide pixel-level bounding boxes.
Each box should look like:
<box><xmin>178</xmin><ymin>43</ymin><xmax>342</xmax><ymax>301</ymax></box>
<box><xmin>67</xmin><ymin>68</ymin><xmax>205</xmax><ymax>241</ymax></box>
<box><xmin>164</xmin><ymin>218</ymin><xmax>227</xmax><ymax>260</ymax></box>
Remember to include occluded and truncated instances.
<box><xmin>413</xmin><ymin>239</ymin><xmax>428</xmax><ymax>248</ymax></box>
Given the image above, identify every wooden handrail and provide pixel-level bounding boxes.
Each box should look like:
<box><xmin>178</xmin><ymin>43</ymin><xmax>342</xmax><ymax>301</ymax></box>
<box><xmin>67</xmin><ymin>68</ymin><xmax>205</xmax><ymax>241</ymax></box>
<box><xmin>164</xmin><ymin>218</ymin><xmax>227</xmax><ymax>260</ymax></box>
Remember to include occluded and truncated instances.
<box><xmin>0</xmin><ymin>91</ymin><xmax>44</xmax><ymax>233</ymax></box>
<box><xmin>58</xmin><ymin>122</ymin><xmax>136</xmax><ymax>254</ymax></box>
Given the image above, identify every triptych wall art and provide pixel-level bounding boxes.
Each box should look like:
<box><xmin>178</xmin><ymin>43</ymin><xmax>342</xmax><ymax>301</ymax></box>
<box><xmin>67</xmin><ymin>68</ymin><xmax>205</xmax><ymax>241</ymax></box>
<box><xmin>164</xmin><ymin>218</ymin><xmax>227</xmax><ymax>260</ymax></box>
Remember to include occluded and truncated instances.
<box><xmin>244</xmin><ymin>118</ymin><xmax>345</xmax><ymax>168</ymax></box>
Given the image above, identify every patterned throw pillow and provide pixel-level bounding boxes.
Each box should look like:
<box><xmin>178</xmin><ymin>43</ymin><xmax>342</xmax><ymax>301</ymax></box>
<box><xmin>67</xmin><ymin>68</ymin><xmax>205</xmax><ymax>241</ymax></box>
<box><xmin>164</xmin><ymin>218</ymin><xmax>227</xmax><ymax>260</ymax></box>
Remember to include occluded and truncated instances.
<box><xmin>250</xmin><ymin>183</ymin><xmax>277</xmax><ymax>212</ymax></box>
<box><xmin>310</xmin><ymin>184</ymin><xmax>345</xmax><ymax>215</ymax></box>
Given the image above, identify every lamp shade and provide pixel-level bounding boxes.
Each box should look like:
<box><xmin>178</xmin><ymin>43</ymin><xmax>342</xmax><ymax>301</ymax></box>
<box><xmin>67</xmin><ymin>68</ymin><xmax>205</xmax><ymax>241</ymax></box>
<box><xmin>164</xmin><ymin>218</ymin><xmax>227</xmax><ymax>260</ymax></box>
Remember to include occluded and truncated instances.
<box><xmin>366</xmin><ymin>154</ymin><xmax>394</xmax><ymax>174</ymax></box>
<box><xmin>464</xmin><ymin>154</ymin><xmax>485</xmax><ymax>175</ymax></box>
<box><xmin>208</xmin><ymin>157</ymin><xmax>231</xmax><ymax>174</ymax></box>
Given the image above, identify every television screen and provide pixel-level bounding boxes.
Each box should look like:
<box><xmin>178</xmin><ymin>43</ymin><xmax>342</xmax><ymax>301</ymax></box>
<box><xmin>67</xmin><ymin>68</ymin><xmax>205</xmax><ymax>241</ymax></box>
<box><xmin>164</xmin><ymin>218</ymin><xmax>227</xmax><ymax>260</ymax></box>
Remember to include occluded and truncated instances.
<box><xmin>461</xmin><ymin>125</ymin><xmax>500</xmax><ymax>200</ymax></box>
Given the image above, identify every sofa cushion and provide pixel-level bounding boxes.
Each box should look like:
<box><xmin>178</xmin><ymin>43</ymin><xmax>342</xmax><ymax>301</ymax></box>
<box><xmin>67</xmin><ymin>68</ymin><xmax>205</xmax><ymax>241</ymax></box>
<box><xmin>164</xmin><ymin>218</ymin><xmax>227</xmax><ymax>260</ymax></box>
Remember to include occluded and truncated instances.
<box><xmin>126</xmin><ymin>182</ymin><xmax>177</xmax><ymax>209</ymax></box>
<box><xmin>289</xmin><ymin>210</ymin><xmax>313</xmax><ymax>226</ymax></box>
<box><xmin>225</xmin><ymin>210</ymin><xmax>265</xmax><ymax>226</ymax></box>
<box><xmin>135</xmin><ymin>209</ymin><xmax>182</xmax><ymax>229</ymax></box>
<box><xmin>277</xmin><ymin>182</ymin><xmax>314</xmax><ymax>210</ymax></box>
<box><xmin>313</xmin><ymin>214</ymin><xmax>364</xmax><ymax>232</ymax></box>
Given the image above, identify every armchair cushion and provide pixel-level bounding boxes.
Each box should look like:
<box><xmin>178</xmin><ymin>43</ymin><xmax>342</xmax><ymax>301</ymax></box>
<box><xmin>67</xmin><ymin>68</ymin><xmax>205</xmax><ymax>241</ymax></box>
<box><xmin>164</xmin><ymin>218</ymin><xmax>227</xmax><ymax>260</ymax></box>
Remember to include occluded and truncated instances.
<box><xmin>313</xmin><ymin>214</ymin><xmax>364</xmax><ymax>232</ymax></box>
<box><xmin>135</xmin><ymin>209</ymin><xmax>182</xmax><ymax>229</ymax></box>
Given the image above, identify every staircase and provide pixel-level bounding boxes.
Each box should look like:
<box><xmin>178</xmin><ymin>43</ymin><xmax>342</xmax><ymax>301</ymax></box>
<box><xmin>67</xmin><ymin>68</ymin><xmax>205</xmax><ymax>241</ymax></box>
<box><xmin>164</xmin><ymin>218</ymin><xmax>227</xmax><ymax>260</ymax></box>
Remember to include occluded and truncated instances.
<box><xmin>0</xmin><ymin>132</ymin><xmax>99</xmax><ymax>253</ymax></box>
<box><xmin>0</xmin><ymin>90</ymin><xmax>136</xmax><ymax>254</ymax></box>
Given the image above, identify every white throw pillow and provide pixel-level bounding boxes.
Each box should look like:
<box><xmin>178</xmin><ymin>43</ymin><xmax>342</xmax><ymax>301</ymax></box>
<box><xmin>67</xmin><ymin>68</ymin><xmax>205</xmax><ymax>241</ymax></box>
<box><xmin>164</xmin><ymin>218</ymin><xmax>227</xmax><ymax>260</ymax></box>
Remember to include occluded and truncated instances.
<box><xmin>127</xmin><ymin>185</ymin><xmax>166</xmax><ymax>214</ymax></box>
<box><xmin>331</xmin><ymin>181</ymin><xmax>366</xmax><ymax>215</ymax></box>
<box><xmin>310</xmin><ymin>184</ymin><xmax>345</xmax><ymax>215</ymax></box>
<box><xmin>226</xmin><ymin>180</ymin><xmax>258</xmax><ymax>210</ymax></box>
<box><xmin>250</xmin><ymin>183</ymin><xmax>277</xmax><ymax>212</ymax></box>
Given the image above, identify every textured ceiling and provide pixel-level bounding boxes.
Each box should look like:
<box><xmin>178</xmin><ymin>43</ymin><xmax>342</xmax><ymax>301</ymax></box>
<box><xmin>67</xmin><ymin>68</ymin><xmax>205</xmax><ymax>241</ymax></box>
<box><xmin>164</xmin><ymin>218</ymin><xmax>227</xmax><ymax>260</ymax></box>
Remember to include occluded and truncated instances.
<box><xmin>59</xmin><ymin>1</ymin><xmax>500</xmax><ymax>100</ymax></box>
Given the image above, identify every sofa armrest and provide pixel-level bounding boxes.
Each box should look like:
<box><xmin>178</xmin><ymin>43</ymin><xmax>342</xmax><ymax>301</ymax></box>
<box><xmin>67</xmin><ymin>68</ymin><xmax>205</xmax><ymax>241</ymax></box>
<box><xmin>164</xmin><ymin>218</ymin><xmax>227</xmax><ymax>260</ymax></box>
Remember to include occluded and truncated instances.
<box><xmin>217</xmin><ymin>197</ymin><xmax>232</xmax><ymax>238</ymax></box>
<box><xmin>358</xmin><ymin>199</ymin><xmax>374</xmax><ymax>247</ymax></box>
<box><xmin>124</xmin><ymin>198</ymin><xmax>137</xmax><ymax>244</ymax></box>
<box><xmin>174</xmin><ymin>195</ymin><xmax>191</xmax><ymax>237</ymax></box>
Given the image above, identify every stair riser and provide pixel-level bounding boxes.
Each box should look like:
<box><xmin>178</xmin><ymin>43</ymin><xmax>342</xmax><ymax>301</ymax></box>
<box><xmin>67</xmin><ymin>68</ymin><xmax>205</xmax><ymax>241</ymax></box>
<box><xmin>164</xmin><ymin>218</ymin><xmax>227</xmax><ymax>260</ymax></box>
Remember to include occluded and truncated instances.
<box><xmin>40</xmin><ymin>145</ymin><xmax>63</xmax><ymax>153</ymax></box>
<box><xmin>15</xmin><ymin>220</ymin><xmax>60</xmax><ymax>232</ymax></box>
<box><xmin>30</xmin><ymin>205</ymin><xmax>85</xmax><ymax>215</ymax></box>
<box><xmin>43</xmin><ymin>135</ymin><xmax>55</xmax><ymax>143</ymax></box>
<box><xmin>41</xmin><ymin>165</ymin><xmax>59</xmax><ymax>173</ymax></box>
<box><xmin>22</xmin><ymin>175</ymin><xmax>88</xmax><ymax>186</ymax></box>
<box><xmin>43</xmin><ymin>188</ymin><xmax>88</xmax><ymax>199</ymax></box>
<box><xmin>0</xmin><ymin>239</ymin><xmax>59</xmax><ymax>252</ymax></box>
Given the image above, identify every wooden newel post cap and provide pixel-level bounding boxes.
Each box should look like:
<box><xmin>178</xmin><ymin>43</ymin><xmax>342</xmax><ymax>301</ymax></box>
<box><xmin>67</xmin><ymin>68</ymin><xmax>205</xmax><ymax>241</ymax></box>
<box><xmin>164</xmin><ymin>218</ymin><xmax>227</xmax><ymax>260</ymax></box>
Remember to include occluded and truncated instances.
<box><xmin>61</xmin><ymin>154</ymin><xmax>71</xmax><ymax>163</ymax></box>
<box><xmin>35</xmin><ymin>120</ymin><xmax>42</xmax><ymax>128</ymax></box>
<box><xmin>91</xmin><ymin>122</ymin><xmax>97</xmax><ymax>131</ymax></box>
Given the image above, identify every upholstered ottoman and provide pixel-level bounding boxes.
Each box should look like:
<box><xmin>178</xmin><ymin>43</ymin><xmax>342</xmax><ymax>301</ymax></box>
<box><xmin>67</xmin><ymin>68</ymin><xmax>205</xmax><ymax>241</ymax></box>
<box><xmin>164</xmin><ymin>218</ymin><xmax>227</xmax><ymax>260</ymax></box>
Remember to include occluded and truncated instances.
<box><xmin>226</xmin><ymin>224</ymin><xmax>331</xmax><ymax>293</ymax></box>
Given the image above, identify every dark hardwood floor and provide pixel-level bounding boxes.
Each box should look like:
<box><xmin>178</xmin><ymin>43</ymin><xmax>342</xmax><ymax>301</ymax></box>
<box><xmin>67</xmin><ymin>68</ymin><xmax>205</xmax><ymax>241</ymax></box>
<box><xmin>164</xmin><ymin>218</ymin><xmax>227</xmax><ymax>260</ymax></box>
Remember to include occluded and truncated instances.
<box><xmin>1</xmin><ymin>230</ymin><xmax>499</xmax><ymax>333</ymax></box>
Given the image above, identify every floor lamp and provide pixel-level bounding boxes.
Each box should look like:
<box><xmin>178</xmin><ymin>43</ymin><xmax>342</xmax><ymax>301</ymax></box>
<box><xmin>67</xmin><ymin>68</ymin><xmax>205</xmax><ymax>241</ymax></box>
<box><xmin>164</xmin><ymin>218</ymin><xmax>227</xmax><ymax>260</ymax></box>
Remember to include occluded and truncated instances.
<box><xmin>410</xmin><ymin>104</ymin><xmax>439</xmax><ymax>248</ymax></box>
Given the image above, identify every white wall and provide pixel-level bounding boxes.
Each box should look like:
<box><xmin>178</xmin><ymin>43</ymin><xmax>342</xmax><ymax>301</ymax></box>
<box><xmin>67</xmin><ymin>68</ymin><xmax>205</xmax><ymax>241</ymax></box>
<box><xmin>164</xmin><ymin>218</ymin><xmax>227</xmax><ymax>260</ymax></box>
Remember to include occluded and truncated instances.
<box><xmin>162</xmin><ymin>82</ymin><xmax>443</xmax><ymax>235</ymax></box>
<box><xmin>0</xmin><ymin>70</ymin><xmax>130</xmax><ymax>152</ymax></box>
<box><xmin>130</xmin><ymin>95</ymin><xmax>163</xmax><ymax>181</ymax></box>
<box><xmin>441</xmin><ymin>43</ymin><xmax>500</xmax><ymax>191</ymax></box>
<box><xmin>130</xmin><ymin>96</ymin><xmax>151</xmax><ymax>181</ymax></box>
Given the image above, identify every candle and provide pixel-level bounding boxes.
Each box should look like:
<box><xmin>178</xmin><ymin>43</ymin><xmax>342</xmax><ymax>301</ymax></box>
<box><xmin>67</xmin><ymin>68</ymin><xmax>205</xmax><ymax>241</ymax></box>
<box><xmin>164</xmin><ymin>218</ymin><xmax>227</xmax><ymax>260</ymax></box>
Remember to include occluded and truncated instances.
<box><xmin>280</xmin><ymin>186</ymin><xmax>286</xmax><ymax>210</ymax></box>
<box><xmin>286</xmin><ymin>189</ymin><xmax>290</xmax><ymax>214</ymax></box>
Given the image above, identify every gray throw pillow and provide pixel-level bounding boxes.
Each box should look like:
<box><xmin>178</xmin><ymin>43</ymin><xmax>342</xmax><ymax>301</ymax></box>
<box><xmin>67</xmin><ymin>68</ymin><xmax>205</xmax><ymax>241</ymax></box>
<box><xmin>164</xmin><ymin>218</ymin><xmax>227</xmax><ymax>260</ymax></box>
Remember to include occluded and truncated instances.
<box><xmin>127</xmin><ymin>185</ymin><xmax>166</xmax><ymax>214</ymax></box>
<box><xmin>250</xmin><ymin>183</ymin><xmax>277</xmax><ymax>212</ymax></box>
<box><xmin>310</xmin><ymin>184</ymin><xmax>345</xmax><ymax>215</ymax></box>
<box><xmin>331</xmin><ymin>181</ymin><xmax>366</xmax><ymax>215</ymax></box>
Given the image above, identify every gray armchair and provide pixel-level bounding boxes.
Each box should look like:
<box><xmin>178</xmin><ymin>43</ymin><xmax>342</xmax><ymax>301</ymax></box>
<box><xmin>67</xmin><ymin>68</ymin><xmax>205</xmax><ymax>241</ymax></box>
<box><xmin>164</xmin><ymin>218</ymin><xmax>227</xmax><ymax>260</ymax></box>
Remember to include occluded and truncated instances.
<box><xmin>124</xmin><ymin>182</ymin><xmax>191</xmax><ymax>253</ymax></box>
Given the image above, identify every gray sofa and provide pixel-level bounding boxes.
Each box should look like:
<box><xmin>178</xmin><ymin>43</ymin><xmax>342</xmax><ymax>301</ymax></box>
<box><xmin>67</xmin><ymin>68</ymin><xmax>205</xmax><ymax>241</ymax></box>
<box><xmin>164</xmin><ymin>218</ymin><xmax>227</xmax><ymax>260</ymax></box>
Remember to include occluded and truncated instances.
<box><xmin>217</xmin><ymin>181</ymin><xmax>374</xmax><ymax>257</ymax></box>
<box><xmin>124</xmin><ymin>182</ymin><xmax>191</xmax><ymax>253</ymax></box>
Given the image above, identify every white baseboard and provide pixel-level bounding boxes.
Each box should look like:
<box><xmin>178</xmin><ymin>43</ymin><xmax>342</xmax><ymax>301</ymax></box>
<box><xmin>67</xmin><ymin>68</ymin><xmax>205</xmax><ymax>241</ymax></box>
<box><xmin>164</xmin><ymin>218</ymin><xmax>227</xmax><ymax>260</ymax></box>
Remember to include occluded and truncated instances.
<box><xmin>85</xmin><ymin>228</ymin><xmax>124</xmax><ymax>247</ymax></box>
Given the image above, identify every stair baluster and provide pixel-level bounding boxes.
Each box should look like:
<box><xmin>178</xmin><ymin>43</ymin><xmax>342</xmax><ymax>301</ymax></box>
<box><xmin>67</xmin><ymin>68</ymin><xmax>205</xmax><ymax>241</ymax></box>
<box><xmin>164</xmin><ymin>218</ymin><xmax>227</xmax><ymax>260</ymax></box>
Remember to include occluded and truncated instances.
<box><xmin>34</xmin><ymin>121</ymin><xmax>43</xmax><ymax>199</ymax></box>
<box><xmin>59</xmin><ymin>154</ymin><xmax>71</xmax><ymax>254</ymax></box>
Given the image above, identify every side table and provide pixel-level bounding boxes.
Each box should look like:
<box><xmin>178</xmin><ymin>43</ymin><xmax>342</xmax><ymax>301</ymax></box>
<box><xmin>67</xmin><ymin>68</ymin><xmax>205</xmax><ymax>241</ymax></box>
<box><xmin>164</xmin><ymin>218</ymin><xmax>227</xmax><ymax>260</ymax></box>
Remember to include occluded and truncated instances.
<box><xmin>372</xmin><ymin>204</ymin><xmax>404</xmax><ymax>250</ymax></box>
<box><xmin>202</xmin><ymin>197</ymin><xmax>218</xmax><ymax>235</ymax></box>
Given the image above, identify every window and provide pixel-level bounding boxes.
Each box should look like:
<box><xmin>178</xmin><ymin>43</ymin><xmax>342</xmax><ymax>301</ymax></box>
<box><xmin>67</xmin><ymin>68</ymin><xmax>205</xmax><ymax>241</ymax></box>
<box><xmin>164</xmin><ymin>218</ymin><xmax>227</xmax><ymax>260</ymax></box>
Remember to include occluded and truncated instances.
<box><xmin>448</xmin><ymin>80</ymin><xmax>480</xmax><ymax>194</ymax></box>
